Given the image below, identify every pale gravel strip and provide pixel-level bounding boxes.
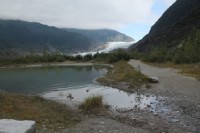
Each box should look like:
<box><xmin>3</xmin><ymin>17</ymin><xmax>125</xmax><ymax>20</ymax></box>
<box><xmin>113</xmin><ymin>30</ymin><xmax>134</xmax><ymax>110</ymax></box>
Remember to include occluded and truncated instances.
<box><xmin>128</xmin><ymin>59</ymin><xmax>200</xmax><ymax>100</ymax></box>
<box><xmin>128</xmin><ymin>59</ymin><xmax>200</xmax><ymax>132</ymax></box>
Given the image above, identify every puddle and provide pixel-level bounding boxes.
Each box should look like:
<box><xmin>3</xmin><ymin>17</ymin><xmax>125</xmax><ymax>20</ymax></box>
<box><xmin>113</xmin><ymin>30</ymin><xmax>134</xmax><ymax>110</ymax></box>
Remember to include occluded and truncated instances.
<box><xmin>43</xmin><ymin>84</ymin><xmax>166</xmax><ymax>113</ymax></box>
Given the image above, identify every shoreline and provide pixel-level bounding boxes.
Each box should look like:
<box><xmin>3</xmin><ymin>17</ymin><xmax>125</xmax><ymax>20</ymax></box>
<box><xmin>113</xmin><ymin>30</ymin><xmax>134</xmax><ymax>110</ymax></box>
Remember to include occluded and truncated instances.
<box><xmin>0</xmin><ymin>61</ymin><xmax>113</xmax><ymax>69</ymax></box>
<box><xmin>1</xmin><ymin>60</ymin><xmax>199</xmax><ymax>132</ymax></box>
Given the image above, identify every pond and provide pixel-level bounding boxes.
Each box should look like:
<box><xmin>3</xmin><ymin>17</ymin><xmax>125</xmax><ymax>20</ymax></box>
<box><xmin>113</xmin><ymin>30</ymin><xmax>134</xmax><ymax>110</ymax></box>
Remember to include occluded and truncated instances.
<box><xmin>0</xmin><ymin>65</ymin><xmax>163</xmax><ymax>112</ymax></box>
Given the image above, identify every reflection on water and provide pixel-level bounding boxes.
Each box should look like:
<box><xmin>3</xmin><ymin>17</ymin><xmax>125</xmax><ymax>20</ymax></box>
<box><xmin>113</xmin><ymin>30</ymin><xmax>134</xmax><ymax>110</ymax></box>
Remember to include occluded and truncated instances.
<box><xmin>0</xmin><ymin>65</ymin><xmax>107</xmax><ymax>94</ymax></box>
<box><xmin>0</xmin><ymin>65</ymin><xmax>166</xmax><ymax>112</ymax></box>
<box><xmin>43</xmin><ymin>84</ymin><xmax>161</xmax><ymax>112</ymax></box>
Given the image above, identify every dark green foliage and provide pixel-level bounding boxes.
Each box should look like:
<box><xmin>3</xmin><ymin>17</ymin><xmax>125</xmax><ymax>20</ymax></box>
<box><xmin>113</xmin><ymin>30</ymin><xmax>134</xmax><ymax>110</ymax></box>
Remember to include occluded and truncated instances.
<box><xmin>131</xmin><ymin>29</ymin><xmax>200</xmax><ymax>64</ymax></box>
<box><xmin>67</xmin><ymin>49</ymin><xmax>130</xmax><ymax>63</ymax></box>
<box><xmin>83</xmin><ymin>54</ymin><xmax>93</xmax><ymax>61</ymax></box>
<box><xmin>93</xmin><ymin>52</ymin><xmax>109</xmax><ymax>61</ymax></box>
<box><xmin>93</xmin><ymin>49</ymin><xmax>130</xmax><ymax>63</ymax></box>
<box><xmin>74</xmin><ymin>55</ymin><xmax>83</xmax><ymax>61</ymax></box>
<box><xmin>174</xmin><ymin>30</ymin><xmax>200</xmax><ymax>63</ymax></box>
<box><xmin>141</xmin><ymin>48</ymin><xmax>172</xmax><ymax>63</ymax></box>
<box><xmin>0</xmin><ymin>48</ymin><xmax>131</xmax><ymax>65</ymax></box>
<box><xmin>0</xmin><ymin>54</ymin><xmax>66</xmax><ymax>65</ymax></box>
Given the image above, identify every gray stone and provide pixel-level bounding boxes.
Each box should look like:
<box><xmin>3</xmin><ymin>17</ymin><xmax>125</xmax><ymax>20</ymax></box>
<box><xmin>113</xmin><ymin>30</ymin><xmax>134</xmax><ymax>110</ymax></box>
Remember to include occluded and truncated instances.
<box><xmin>148</xmin><ymin>77</ymin><xmax>159</xmax><ymax>83</ymax></box>
<box><xmin>0</xmin><ymin>119</ymin><xmax>35</xmax><ymax>133</ymax></box>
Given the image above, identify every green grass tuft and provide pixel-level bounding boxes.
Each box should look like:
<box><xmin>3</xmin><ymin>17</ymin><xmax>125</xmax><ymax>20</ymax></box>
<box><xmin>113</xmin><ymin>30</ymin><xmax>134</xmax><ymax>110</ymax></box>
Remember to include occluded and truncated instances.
<box><xmin>97</xmin><ymin>61</ymin><xmax>149</xmax><ymax>91</ymax></box>
<box><xmin>79</xmin><ymin>95</ymin><xmax>106</xmax><ymax>114</ymax></box>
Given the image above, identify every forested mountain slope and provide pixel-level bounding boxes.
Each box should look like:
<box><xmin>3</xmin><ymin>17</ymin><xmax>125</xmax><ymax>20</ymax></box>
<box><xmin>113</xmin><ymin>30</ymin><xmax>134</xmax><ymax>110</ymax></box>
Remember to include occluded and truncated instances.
<box><xmin>130</xmin><ymin>0</ymin><xmax>200</xmax><ymax>63</ymax></box>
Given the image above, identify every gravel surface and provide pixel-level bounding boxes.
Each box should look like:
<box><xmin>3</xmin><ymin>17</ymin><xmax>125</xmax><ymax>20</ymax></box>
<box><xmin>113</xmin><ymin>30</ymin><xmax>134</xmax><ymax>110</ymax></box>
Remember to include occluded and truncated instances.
<box><xmin>128</xmin><ymin>59</ymin><xmax>200</xmax><ymax>132</ymax></box>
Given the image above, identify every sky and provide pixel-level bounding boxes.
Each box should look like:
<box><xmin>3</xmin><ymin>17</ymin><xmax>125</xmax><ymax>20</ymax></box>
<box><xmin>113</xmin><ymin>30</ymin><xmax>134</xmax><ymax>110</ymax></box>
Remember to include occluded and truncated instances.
<box><xmin>0</xmin><ymin>0</ymin><xmax>176</xmax><ymax>41</ymax></box>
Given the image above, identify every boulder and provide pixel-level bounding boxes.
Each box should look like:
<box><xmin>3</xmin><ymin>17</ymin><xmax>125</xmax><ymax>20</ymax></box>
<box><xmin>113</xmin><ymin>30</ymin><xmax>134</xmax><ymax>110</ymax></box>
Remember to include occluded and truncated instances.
<box><xmin>148</xmin><ymin>77</ymin><xmax>159</xmax><ymax>83</ymax></box>
<box><xmin>0</xmin><ymin>119</ymin><xmax>35</xmax><ymax>133</ymax></box>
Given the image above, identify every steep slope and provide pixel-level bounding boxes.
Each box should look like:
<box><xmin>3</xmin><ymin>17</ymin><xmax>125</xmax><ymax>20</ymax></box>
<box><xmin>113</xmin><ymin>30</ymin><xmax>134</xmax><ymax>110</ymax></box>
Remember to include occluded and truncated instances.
<box><xmin>64</xmin><ymin>29</ymin><xmax>134</xmax><ymax>46</ymax></box>
<box><xmin>131</xmin><ymin>0</ymin><xmax>200</xmax><ymax>52</ymax></box>
<box><xmin>0</xmin><ymin>20</ymin><xmax>94</xmax><ymax>56</ymax></box>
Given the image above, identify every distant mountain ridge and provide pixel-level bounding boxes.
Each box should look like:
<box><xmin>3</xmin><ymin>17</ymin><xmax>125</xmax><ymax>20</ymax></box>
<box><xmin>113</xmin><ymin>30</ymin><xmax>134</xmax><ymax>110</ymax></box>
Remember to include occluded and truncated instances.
<box><xmin>0</xmin><ymin>20</ymin><xmax>133</xmax><ymax>57</ymax></box>
<box><xmin>131</xmin><ymin>0</ymin><xmax>200</xmax><ymax>52</ymax></box>
<box><xmin>64</xmin><ymin>28</ymin><xmax>134</xmax><ymax>45</ymax></box>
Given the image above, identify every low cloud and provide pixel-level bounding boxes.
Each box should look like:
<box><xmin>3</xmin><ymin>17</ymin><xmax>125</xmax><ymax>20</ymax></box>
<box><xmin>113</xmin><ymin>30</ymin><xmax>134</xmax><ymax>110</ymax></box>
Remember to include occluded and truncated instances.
<box><xmin>0</xmin><ymin>0</ymin><xmax>175</xmax><ymax>29</ymax></box>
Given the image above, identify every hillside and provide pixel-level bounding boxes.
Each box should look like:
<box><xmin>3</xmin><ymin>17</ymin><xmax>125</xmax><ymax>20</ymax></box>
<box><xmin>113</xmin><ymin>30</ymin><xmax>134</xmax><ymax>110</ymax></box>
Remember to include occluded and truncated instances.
<box><xmin>0</xmin><ymin>20</ymin><xmax>96</xmax><ymax>57</ymax></box>
<box><xmin>130</xmin><ymin>0</ymin><xmax>200</xmax><ymax>63</ymax></box>
<box><xmin>0</xmin><ymin>20</ymin><xmax>133</xmax><ymax>57</ymax></box>
<box><xmin>64</xmin><ymin>29</ymin><xmax>134</xmax><ymax>45</ymax></box>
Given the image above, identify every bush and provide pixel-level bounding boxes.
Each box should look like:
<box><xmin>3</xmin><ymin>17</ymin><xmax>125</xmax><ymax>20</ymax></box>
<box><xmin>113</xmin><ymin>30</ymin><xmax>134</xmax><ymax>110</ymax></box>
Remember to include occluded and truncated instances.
<box><xmin>79</xmin><ymin>95</ymin><xmax>105</xmax><ymax>114</ymax></box>
<box><xmin>0</xmin><ymin>54</ymin><xmax>67</xmax><ymax>65</ymax></box>
<box><xmin>93</xmin><ymin>49</ymin><xmax>130</xmax><ymax>63</ymax></box>
<box><xmin>83</xmin><ymin>54</ymin><xmax>93</xmax><ymax>61</ymax></box>
<box><xmin>173</xmin><ymin>30</ymin><xmax>200</xmax><ymax>64</ymax></box>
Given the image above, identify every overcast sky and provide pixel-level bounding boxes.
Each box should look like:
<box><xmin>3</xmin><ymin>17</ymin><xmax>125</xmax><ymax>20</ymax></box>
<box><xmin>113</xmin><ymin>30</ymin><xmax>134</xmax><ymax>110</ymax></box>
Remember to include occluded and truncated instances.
<box><xmin>0</xmin><ymin>0</ymin><xmax>176</xmax><ymax>41</ymax></box>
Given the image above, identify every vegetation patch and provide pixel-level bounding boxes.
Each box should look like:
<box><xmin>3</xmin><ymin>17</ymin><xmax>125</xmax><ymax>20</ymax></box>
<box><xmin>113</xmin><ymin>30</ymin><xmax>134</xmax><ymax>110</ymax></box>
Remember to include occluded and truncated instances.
<box><xmin>79</xmin><ymin>95</ymin><xmax>107</xmax><ymax>114</ymax></box>
<box><xmin>0</xmin><ymin>93</ymin><xmax>81</xmax><ymax>131</ymax></box>
<box><xmin>97</xmin><ymin>61</ymin><xmax>149</xmax><ymax>92</ymax></box>
<box><xmin>0</xmin><ymin>49</ymin><xmax>130</xmax><ymax>66</ymax></box>
<box><xmin>131</xmin><ymin>29</ymin><xmax>200</xmax><ymax>64</ymax></box>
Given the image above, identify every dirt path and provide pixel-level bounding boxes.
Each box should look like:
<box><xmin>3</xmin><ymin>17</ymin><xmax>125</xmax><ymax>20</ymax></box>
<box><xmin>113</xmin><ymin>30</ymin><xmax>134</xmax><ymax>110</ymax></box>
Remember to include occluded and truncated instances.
<box><xmin>128</xmin><ymin>59</ymin><xmax>200</xmax><ymax>132</ymax></box>
<box><xmin>128</xmin><ymin>59</ymin><xmax>200</xmax><ymax>99</ymax></box>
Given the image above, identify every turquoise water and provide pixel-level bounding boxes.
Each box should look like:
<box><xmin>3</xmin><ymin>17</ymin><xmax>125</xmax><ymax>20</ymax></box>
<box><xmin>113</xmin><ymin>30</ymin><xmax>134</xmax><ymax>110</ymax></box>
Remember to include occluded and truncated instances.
<box><xmin>0</xmin><ymin>66</ymin><xmax>106</xmax><ymax>94</ymax></box>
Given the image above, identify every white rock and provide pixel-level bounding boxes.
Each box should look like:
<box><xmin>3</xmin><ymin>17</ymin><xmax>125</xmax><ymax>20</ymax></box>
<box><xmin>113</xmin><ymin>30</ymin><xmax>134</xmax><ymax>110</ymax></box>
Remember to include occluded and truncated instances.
<box><xmin>0</xmin><ymin>119</ymin><xmax>35</xmax><ymax>133</ymax></box>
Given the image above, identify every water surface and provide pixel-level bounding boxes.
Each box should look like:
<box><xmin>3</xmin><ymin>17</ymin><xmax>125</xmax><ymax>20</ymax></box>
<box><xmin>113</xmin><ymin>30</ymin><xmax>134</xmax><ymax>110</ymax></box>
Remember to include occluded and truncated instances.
<box><xmin>0</xmin><ymin>65</ymin><xmax>163</xmax><ymax>111</ymax></box>
<box><xmin>0</xmin><ymin>65</ymin><xmax>106</xmax><ymax>94</ymax></box>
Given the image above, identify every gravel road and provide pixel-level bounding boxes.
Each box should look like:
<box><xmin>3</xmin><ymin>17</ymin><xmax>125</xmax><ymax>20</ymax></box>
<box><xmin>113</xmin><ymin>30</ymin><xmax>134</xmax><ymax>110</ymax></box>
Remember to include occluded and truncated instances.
<box><xmin>128</xmin><ymin>59</ymin><xmax>200</xmax><ymax>132</ymax></box>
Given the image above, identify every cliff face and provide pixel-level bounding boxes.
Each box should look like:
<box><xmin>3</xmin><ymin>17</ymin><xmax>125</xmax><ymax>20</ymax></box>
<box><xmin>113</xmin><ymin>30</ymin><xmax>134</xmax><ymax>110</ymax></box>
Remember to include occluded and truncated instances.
<box><xmin>131</xmin><ymin>0</ymin><xmax>200</xmax><ymax>52</ymax></box>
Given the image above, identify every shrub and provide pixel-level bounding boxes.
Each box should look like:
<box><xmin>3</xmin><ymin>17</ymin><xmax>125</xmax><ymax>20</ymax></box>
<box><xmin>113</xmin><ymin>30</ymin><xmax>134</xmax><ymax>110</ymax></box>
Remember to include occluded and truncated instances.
<box><xmin>79</xmin><ymin>95</ymin><xmax>105</xmax><ymax>114</ymax></box>
<box><xmin>83</xmin><ymin>54</ymin><xmax>93</xmax><ymax>61</ymax></box>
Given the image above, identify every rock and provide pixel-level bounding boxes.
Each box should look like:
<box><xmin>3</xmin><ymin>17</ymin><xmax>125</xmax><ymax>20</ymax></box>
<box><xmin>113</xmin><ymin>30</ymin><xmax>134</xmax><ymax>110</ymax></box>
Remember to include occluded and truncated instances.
<box><xmin>154</xmin><ymin>113</ymin><xmax>158</xmax><ymax>116</ymax></box>
<box><xmin>67</xmin><ymin>93</ymin><xmax>74</xmax><ymax>100</ymax></box>
<box><xmin>147</xmin><ymin>105</ymin><xmax>151</xmax><ymax>108</ymax></box>
<box><xmin>148</xmin><ymin>77</ymin><xmax>159</xmax><ymax>83</ymax></box>
<box><xmin>0</xmin><ymin>119</ymin><xmax>36</xmax><ymax>133</ymax></box>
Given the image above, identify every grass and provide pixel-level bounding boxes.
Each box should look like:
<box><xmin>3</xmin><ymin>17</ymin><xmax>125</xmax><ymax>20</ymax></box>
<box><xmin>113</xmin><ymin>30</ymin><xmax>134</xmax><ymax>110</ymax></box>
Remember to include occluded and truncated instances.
<box><xmin>97</xmin><ymin>61</ymin><xmax>149</xmax><ymax>91</ymax></box>
<box><xmin>79</xmin><ymin>95</ymin><xmax>106</xmax><ymax>114</ymax></box>
<box><xmin>0</xmin><ymin>93</ymin><xmax>81</xmax><ymax>131</ymax></box>
<box><xmin>146</xmin><ymin>62</ymin><xmax>200</xmax><ymax>80</ymax></box>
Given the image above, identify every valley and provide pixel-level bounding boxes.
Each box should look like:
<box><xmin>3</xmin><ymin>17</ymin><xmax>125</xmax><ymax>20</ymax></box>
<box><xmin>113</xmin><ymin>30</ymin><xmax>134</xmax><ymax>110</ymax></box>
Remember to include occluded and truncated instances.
<box><xmin>0</xmin><ymin>0</ymin><xmax>200</xmax><ymax>133</ymax></box>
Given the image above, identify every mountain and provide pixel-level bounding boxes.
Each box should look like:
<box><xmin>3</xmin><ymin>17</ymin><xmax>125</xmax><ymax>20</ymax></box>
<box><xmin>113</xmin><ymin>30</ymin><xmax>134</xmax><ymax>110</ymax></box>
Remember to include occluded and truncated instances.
<box><xmin>0</xmin><ymin>20</ymin><xmax>133</xmax><ymax>57</ymax></box>
<box><xmin>63</xmin><ymin>29</ymin><xmax>134</xmax><ymax>45</ymax></box>
<box><xmin>0</xmin><ymin>20</ymin><xmax>95</xmax><ymax>57</ymax></box>
<box><xmin>131</xmin><ymin>0</ymin><xmax>200</xmax><ymax>52</ymax></box>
